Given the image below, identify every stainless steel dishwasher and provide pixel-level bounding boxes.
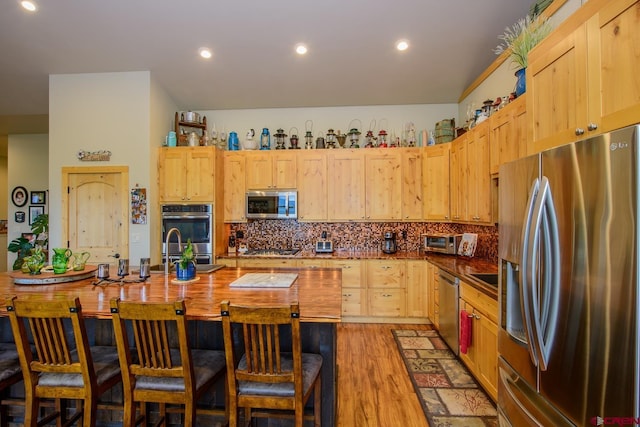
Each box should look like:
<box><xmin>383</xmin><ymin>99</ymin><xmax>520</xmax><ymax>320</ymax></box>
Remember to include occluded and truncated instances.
<box><xmin>438</xmin><ymin>269</ymin><xmax>460</xmax><ymax>355</ymax></box>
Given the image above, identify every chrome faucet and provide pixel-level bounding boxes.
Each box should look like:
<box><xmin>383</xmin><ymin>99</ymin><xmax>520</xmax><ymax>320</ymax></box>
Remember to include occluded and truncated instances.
<box><xmin>165</xmin><ymin>227</ymin><xmax>182</xmax><ymax>275</ymax></box>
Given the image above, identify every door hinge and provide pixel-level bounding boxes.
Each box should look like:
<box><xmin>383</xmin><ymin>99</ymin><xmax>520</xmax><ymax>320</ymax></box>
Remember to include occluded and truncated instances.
<box><xmin>67</xmin><ymin>186</ymin><xmax>70</xmax><ymax>194</ymax></box>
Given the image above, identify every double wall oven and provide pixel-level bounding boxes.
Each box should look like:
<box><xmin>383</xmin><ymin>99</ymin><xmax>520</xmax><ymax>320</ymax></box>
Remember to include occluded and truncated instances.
<box><xmin>161</xmin><ymin>204</ymin><xmax>213</xmax><ymax>264</ymax></box>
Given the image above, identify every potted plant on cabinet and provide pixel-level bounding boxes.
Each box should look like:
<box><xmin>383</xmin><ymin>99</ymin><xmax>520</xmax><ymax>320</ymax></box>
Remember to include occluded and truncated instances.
<box><xmin>494</xmin><ymin>14</ymin><xmax>553</xmax><ymax>96</ymax></box>
<box><xmin>175</xmin><ymin>238</ymin><xmax>196</xmax><ymax>281</ymax></box>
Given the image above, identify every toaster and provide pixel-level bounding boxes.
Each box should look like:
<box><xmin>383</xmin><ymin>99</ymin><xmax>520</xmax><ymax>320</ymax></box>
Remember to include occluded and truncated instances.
<box><xmin>315</xmin><ymin>240</ymin><xmax>334</xmax><ymax>253</ymax></box>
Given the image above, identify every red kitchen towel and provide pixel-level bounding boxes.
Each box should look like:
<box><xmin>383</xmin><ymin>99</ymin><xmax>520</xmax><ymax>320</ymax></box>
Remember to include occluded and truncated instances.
<box><xmin>460</xmin><ymin>310</ymin><xmax>473</xmax><ymax>354</ymax></box>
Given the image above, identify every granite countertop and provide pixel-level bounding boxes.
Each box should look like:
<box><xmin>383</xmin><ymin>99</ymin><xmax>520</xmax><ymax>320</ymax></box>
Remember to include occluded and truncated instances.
<box><xmin>221</xmin><ymin>250</ymin><xmax>499</xmax><ymax>298</ymax></box>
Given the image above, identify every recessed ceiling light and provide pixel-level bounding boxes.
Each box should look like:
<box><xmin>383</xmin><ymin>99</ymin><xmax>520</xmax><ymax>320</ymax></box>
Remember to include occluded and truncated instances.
<box><xmin>21</xmin><ymin>0</ymin><xmax>37</xmax><ymax>11</ymax></box>
<box><xmin>295</xmin><ymin>44</ymin><xmax>308</xmax><ymax>55</ymax></box>
<box><xmin>198</xmin><ymin>47</ymin><xmax>212</xmax><ymax>59</ymax></box>
<box><xmin>396</xmin><ymin>40</ymin><xmax>409</xmax><ymax>51</ymax></box>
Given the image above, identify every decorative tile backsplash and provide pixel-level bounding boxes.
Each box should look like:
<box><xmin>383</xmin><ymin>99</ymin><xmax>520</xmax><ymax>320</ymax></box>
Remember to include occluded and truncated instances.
<box><xmin>228</xmin><ymin>220</ymin><xmax>498</xmax><ymax>262</ymax></box>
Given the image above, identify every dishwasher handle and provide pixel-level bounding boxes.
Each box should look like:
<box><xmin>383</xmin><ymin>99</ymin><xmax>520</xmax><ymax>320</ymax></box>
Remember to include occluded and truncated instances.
<box><xmin>439</xmin><ymin>270</ymin><xmax>459</xmax><ymax>286</ymax></box>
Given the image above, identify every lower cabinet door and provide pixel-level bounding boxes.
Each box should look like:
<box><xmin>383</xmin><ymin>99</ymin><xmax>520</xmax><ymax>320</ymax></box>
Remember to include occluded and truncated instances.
<box><xmin>342</xmin><ymin>288</ymin><xmax>364</xmax><ymax>316</ymax></box>
<box><xmin>368</xmin><ymin>289</ymin><xmax>406</xmax><ymax>317</ymax></box>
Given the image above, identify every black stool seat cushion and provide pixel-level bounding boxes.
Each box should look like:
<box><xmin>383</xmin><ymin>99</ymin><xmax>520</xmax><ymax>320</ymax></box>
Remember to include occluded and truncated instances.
<box><xmin>38</xmin><ymin>346</ymin><xmax>121</xmax><ymax>388</ymax></box>
<box><xmin>135</xmin><ymin>349</ymin><xmax>226</xmax><ymax>392</ymax></box>
<box><xmin>237</xmin><ymin>352</ymin><xmax>322</xmax><ymax>397</ymax></box>
<box><xmin>0</xmin><ymin>343</ymin><xmax>21</xmax><ymax>383</ymax></box>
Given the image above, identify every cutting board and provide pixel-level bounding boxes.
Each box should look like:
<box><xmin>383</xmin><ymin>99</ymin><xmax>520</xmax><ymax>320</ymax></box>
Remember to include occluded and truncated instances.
<box><xmin>229</xmin><ymin>273</ymin><xmax>298</xmax><ymax>288</ymax></box>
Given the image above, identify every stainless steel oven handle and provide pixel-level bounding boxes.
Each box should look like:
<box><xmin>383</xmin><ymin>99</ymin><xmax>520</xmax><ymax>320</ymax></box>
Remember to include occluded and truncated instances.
<box><xmin>162</xmin><ymin>215</ymin><xmax>211</xmax><ymax>220</ymax></box>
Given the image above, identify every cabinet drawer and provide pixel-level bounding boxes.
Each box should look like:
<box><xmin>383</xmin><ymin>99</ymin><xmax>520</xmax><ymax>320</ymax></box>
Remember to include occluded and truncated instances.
<box><xmin>216</xmin><ymin>258</ymin><xmax>237</xmax><ymax>268</ymax></box>
<box><xmin>328</xmin><ymin>259</ymin><xmax>363</xmax><ymax>288</ymax></box>
<box><xmin>366</xmin><ymin>260</ymin><xmax>405</xmax><ymax>288</ymax></box>
<box><xmin>297</xmin><ymin>259</ymin><xmax>328</xmax><ymax>269</ymax></box>
<box><xmin>342</xmin><ymin>288</ymin><xmax>365</xmax><ymax>316</ymax></box>
<box><xmin>236</xmin><ymin>259</ymin><xmax>296</xmax><ymax>268</ymax></box>
<box><xmin>368</xmin><ymin>289</ymin><xmax>406</xmax><ymax>317</ymax></box>
<box><xmin>460</xmin><ymin>281</ymin><xmax>498</xmax><ymax>324</ymax></box>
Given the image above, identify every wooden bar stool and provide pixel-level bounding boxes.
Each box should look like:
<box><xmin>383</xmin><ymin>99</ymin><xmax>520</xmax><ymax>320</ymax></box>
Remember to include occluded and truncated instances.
<box><xmin>220</xmin><ymin>300</ymin><xmax>322</xmax><ymax>427</ymax></box>
<box><xmin>0</xmin><ymin>343</ymin><xmax>22</xmax><ymax>427</ymax></box>
<box><xmin>5</xmin><ymin>296</ymin><xmax>122</xmax><ymax>427</ymax></box>
<box><xmin>110</xmin><ymin>298</ymin><xmax>227</xmax><ymax>427</ymax></box>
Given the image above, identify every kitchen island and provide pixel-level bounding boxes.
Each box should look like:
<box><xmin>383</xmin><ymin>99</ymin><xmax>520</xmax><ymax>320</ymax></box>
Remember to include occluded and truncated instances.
<box><xmin>0</xmin><ymin>267</ymin><xmax>341</xmax><ymax>427</ymax></box>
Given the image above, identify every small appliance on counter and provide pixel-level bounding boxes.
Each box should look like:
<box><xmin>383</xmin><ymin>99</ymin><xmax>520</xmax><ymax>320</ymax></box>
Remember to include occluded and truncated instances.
<box><xmin>315</xmin><ymin>231</ymin><xmax>334</xmax><ymax>253</ymax></box>
<box><xmin>382</xmin><ymin>231</ymin><xmax>398</xmax><ymax>254</ymax></box>
<box><xmin>422</xmin><ymin>233</ymin><xmax>462</xmax><ymax>254</ymax></box>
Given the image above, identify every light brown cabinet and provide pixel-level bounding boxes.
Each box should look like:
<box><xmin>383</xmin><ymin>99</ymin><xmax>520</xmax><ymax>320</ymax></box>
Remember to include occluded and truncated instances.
<box><xmin>236</xmin><ymin>258</ymin><xmax>297</xmax><ymax>268</ymax></box>
<box><xmin>223</xmin><ymin>152</ymin><xmax>246</xmax><ymax>222</ymax></box>
<box><xmin>449</xmin><ymin>135</ymin><xmax>467</xmax><ymax>222</ymax></box>
<box><xmin>426</xmin><ymin>262</ymin><xmax>439</xmax><ymax>329</ymax></box>
<box><xmin>296</xmin><ymin>152</ymin><xmax>328</xmax><ymax>221</ymax></box>
<box><xmin>459</xmin><ymin>281</ymin><xmax>498</xmax><ymax>401</ymax></box>
<box><xmin>527</xmin><ymin>0</ymin><xmax>640</xmax><ymax>154</ymax></box>
<box><xmin>245</xmin><ymin>151</ymin><xmax>297</xmax><ymax>190</ymax></box>
<box><xmin>365</xmin><ymin>151</ymin><xmax>402</xmax><ymax>220</ymax></box>
<box><xmin>489</xmin><ymin>95</ymin><xmax>527</xmax><ymax>176</ymax></box>
<box><xmin>327</xmin><ymin>259</ymin><xmax>365</xmax><ymax>317</ymax></box>
<box><xmin>366</xmin><ymin>259</ymin><xmax>406</xmax><ymax>317</ymax></box>
<box><xmin>401</xmin><ymin>148</ymin><xmax>423</xmax><ymax>220</ymax></box>
<box><xmin>466</xmin><ymin>120</ymin><xmax>492</xmax><ymax>223</ymax></box>
<box><xmin>327</xmin><ymin>150</ymin><xmax>366</xmax><ymax>221</ymax></box>
<box><xmin>423</xmin><ymin>144</ymin><xmax>450</xmax><ymax>221</ymax></box>
<box><xmin>158</xmin><ymin>147</ymin><xmax>215</xmax><ymax>202</ymax></box>
<box><xmin>406</xmin><ymin>260</ymin><xmax>428</xmax><ymax>318</ymax></box>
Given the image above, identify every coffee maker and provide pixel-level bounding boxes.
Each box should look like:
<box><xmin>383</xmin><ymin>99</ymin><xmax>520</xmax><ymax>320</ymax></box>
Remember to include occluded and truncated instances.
<box><xmin>382</xmin><ymin>232</ymin><xmax>398</xmax><ymax>254</ymax></box>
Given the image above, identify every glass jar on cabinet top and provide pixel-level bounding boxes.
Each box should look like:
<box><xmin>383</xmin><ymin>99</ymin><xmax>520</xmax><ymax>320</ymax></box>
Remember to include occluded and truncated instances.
<box><xmin>274</xmin><ymin>128</ymin><xmax>287</xmax><ymax>150</ymax></box>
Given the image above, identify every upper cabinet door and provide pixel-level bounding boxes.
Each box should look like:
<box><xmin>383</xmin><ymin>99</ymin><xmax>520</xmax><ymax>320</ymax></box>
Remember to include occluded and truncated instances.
<box><xmin>365</xmin><ymin>151</ymin><xmax>402</xmax><ymax>220</ymax></box>
<box><xmin>588</xmin><ymin>0</ymin><xmax>640</xmax><ymax>134</ymax></box>
<box><xmin>527</xmin><ymin>24</ymin><xmax>589</xmax><ymax>154</ymax></box>
<box><xmin>401</xmin><ymin>148</ymin><xmax>423</xmax><ymax>221</ymax></box>
<box><xmin>528</xmin><ymin>0</ymin><xmax>640</xmax><ymax>154</ymax></box>
<box><xmin>328</xmin><ymin>150</ymin><xmax>366</xmax><ymax>221</ymax></box>
<box><xmin>245</xmin><ymin>151</ymin><xmax>297</xmax><ymax>190</ymax></box>
<box><xmin>423</xmin><ymin>144</ymin><xmax>450</xmax><ymax>221</ymax></box>
<box><xmin>297</xmin><ymin>151</ymin><xmax>328</xmax><ymax>221</ymax></box>
<box><xmin>159</xmin><ymin>147</ymin><xmax>215</xmax><ymax>202</ymax></box>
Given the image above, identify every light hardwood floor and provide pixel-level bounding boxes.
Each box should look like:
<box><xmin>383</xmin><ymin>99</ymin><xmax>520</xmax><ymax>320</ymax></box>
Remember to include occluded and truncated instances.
<box><xmin>336</xmin><ymin>323</ymin><xmax>433</xmax><ymax>427</ymax></box>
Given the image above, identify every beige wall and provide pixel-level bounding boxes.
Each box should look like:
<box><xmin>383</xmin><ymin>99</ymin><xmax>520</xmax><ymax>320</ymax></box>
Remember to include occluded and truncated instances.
<box><xmin>197</xmin><ymin>103</ymin><xmax>458</xmax><ymax>146</ymax></box>
<box><xmin>48</xmin><ymin>71</ymin><xmax>170</xmax><ymax>264</ymax></box>
<box><xmin>6</xmin><ymin>134</ymin><xmax>48</xmax><ymax>270</ymax></box>
<box><xmin>457</xmin><ymin>0</ymin><xmax>583</xmax><ymax>122</ymax></box>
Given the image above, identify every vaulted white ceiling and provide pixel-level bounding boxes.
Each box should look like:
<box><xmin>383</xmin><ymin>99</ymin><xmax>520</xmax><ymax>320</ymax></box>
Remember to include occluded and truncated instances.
<box><xmin>0</xmin><ymin>0</ymin><xmax>534</xmax><ymax>133</ymax></box>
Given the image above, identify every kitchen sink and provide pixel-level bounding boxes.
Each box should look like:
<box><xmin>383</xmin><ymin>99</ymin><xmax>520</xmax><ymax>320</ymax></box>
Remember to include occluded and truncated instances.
<box><xmin>469</xmin><ymin>273</ymin><xmax>499</xmax><ymax>287</ymax></box>
<box><xmin>144</xmin><ymin>264</ymin><xmax>226</xmax><ymax>275</ymax></box>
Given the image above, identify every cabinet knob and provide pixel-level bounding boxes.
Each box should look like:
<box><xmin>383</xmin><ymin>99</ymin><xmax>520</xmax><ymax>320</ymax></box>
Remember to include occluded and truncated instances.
<box><xmin>445</xmin><ymin>216</ymin><xmax>449</xmax><ymax>219</ymax></box>
<box><xmin>587</xmin><ymin>122</ymin><xmax>598</xmax><ymax>131</ymax></box>
<box><xmin>575</xmin><ymin>128</ymin><xmax>585</xmax><ymax>136</ymax></box>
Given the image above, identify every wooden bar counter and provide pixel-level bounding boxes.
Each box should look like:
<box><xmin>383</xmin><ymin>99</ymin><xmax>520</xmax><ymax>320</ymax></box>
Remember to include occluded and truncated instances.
<box><xmin>0</xmin><ymin>267</ymin><xmax>341</xmax><ymax>427</ymax></box>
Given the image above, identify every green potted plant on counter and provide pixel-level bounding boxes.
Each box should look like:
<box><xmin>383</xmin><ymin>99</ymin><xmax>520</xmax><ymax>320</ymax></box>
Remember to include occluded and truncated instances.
<box><xmin>8</xmin><ymin>213</ymin><xmax>49</xmax><ymax>271</ymax></box>
<box><xmin>494</xmin><ymin>13</ymin><xmax>553</xmax><ymax>96</ymax></box>
<box><xmin>175</xmin><ymin>239</ymin><xmax>196</xmax><ymax>281</ymax></box>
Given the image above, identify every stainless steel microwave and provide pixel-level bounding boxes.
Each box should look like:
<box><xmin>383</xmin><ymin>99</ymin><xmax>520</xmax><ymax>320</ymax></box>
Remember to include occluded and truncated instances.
<box><xmin>246</xmin><ymin>190</ymin><xmax>297</xmax><ymax>219</ymax></box>
<box><xmin>423</xmin><ymin>233</ymin><xmax>462</xmax><ymax>254</ymax></box>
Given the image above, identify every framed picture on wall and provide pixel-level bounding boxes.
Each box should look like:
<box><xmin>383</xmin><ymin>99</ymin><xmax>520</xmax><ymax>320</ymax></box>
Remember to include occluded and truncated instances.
<box><xmin>30</xmin><ymin>191</ymin><xmax>46</xmax><ymax>204</ymax></box>
<box><xmin>15</xmin><ymin>211</ymin><xmax>25</xmax><ymax>223</ymax></box>
<box><xmin>29</xmin><ymin>205</ymin><xmax>44</xmax><ymax>225</ymax></box>
<box><xmin>11</xmin><ymin>186</ymin><xmax>28</xmax><ymax>207</ymax></box>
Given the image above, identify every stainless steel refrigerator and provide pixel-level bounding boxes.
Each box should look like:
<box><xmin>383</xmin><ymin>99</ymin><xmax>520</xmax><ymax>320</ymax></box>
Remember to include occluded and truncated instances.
<box><xmin>498</xmin><ymin>124</ymin><xmax>640</xmax><ymax>426</ymax></box>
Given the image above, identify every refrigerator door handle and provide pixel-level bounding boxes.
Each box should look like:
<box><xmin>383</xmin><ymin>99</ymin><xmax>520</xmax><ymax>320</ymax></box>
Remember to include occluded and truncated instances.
<box><xmin>535</xmin><ymin>177</ymin><xmax>561</xmax><ymax>371</ymax></box>
<box><xmin>521</xmin><ymin>178</ymin><xmax>540</xmax><ymax>366</ymax></box>
<box><xmin>526</xmin><ymin>177</ymin><xmax>561</xmax><ymax>371</ymax></box>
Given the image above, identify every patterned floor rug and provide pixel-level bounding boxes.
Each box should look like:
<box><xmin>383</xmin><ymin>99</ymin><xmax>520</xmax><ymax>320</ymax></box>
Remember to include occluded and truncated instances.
<box><xmin>392</xmin><ymin>329</ymin><xmax>498</xmax><ymax>427</ymax></box>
